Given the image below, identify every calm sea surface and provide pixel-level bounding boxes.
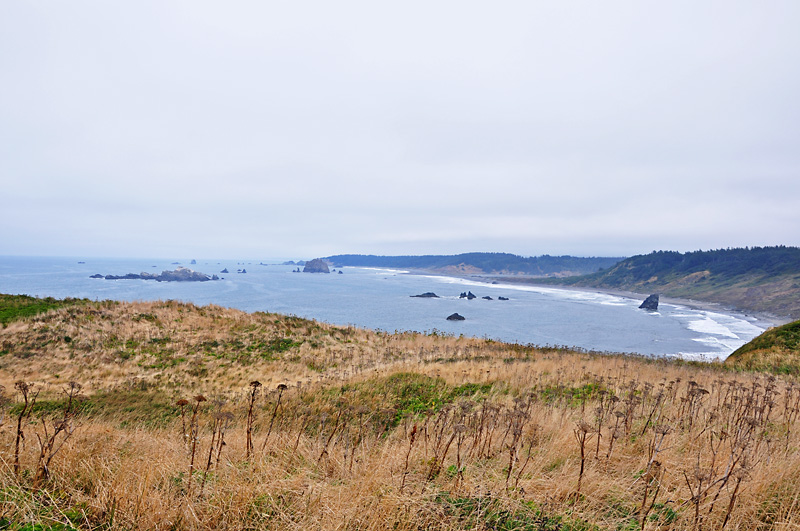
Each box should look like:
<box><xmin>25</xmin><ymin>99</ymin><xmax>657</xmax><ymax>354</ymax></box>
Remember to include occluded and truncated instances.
<box><xmin>0</xmin><ymin>256</ymin><xmax>767</xmax><ymax>360</ymax></box>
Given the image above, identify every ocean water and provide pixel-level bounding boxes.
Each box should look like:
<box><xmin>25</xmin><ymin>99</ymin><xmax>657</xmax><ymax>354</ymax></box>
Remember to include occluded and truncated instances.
<box><xmin>0</xmin><ymin>256</ymin><xmax>767</xmax><ymax>361</ymax></box>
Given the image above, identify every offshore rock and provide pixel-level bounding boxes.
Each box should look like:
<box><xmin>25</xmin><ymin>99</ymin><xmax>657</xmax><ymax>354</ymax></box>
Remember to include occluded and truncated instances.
<box><xmin>639</xmin><ymin>294</ymin><xmax>660</xmax><ymax>311</ymax></box>
<box><xmin>498</xmin><ymin>296</ymin><xmax>509</xmax><ymax>301</ymax></box>
<box><xmin>303</xmin><ymin>258</ymin><xmax>330</xmax><ymax>273</ymax></box>
<box><xmin>482</xmin><ymin>296</ymin><xmax>493</xmax><ymax>300</ymax></box>
<box><xmin>446</xmin><ymin>313</ymin><xmax>466</xmax><ymax>321</ymax></box>
<box><xmin>411</xmin><ymin>292</ymin><xmax>439</xmax><ymax>298</ymax></box>
<box><xmin>103</xmin><ymin>267</ymin><xmax>216</xmax><ymax>282</ymax></box>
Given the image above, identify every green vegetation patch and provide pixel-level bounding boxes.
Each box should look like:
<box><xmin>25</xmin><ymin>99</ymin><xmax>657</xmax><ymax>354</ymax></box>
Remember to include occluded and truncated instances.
<box><xmin>726</xmin><ymin>320</ymin><xmax>800</xmax><ymax>375</ymax></box>
<box><xmin>81</xmin><ymin>388</ymin><xmax>179</xmax><ymax>427</ymax></box>
<box><xmin>12</xmin><ymin>388</ymin><xmax>179</xmax><ymax>428</ymax></box>
<box><xmin>537</xmin><ymin>382</ymin><xmax>609</xmax><ymax>407</ymax></box>
<box><xmin>264</xmin><ymin>337</ymin><xmax>303</xmax><ymax>355</ymax></box>
<box><xmin>0</xmin><ymin>294</ymin><xmax>92</xmax><ymax>326</ymax></box>
<box><xmin>432</xmin><ymin>494</ymin><xmax>599</xmax><ymax>531</ymax></box>
<box><xmin>732</xmin><ymin>320</ymin><xmax>800</xmax><ymax>356</ymax></box>
<box><xmin>335</xmin><ymin>373</ymin><xmax>495</xmax><ymax>426</ymax></box>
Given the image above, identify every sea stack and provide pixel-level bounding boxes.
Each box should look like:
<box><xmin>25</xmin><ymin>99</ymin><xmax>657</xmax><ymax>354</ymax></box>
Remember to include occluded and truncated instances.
<box><xmin>303</xmin><ymin>258</ymin><xmax>330</xmax><ymax>273</ymax></box>
<box><xmin>639</xmin><ymin>294</ymin><xmax>659</xmax><ymax>311</ymax></box>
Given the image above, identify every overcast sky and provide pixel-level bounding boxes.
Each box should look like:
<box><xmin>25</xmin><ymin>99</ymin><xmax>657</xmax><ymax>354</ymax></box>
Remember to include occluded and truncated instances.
<box><xmin>2</xmin><ymin>1</ymin><xmax>799</xmax><ymax>260</ymax></box>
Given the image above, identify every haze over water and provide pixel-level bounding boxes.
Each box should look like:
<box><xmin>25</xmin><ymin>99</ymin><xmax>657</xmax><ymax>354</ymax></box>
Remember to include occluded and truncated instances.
<box><xmin>0</xmin><ymin>256</ymin><xmax>767</xmax><ymax>361</ymax></box>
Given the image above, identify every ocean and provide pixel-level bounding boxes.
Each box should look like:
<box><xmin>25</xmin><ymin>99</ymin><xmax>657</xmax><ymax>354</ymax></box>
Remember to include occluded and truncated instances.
<box><xmin>0</xmin><ymin>256</ymin><xmax>767</xmax><ymax>360</ymax></box>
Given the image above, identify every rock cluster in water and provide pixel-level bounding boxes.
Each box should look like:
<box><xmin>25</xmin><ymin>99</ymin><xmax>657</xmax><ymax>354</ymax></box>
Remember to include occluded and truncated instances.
<box><xmin>411</xmin><ymin>292</ymin><xmax>439</xmax><ymax>298</ymax></box>
<box><xmin>92</xmin><ymin>267</ymin><xmax>218</xmax><ymax>282</ymax></box>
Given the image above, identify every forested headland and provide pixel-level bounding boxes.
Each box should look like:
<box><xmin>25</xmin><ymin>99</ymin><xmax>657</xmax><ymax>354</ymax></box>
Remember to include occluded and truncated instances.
<box><xmin>326</xmin><ymin>252</ymin><xmax>623</xmax><ymax>277</ymax></box>
<box><xmin>525</xmin><ymin>246</ymin><xmax>800</xmax><ymax>319</ymax></box>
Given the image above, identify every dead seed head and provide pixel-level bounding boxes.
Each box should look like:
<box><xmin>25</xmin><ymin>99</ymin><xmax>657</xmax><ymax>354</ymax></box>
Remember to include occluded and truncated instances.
<box><xmin>694</xmin><ymin>468</ymin><xmax>711</xmax><ymax>482</ymax></box>
<box><xmin>176</xmin><ymin>399</ymin><xmax>189</xmax><ymax>407</ymax></box>
<box><xmin>194</xmin><ymin>395</ymin><xmax>207</xmax><ymax>403</ymax></box>
<box><xmin>250</xmin><ymin>380</ymin><xmax>262</xmax><ymax>389</ymax></box>
<box><xmin>655</xmin><ymin>424</ymin><xmax>672</xmax><ymax>435</ymax></box>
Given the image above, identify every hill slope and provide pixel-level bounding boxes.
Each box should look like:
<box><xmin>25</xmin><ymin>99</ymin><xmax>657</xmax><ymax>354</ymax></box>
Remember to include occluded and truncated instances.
<box><xmin>2</xmin><ymin>297</ymin><xmax>800</xmax><ymax>529</ymax></box>
<box><xmin>725</xmin><ymin>319</ymin><xmax>800</xmax><ymax>374</ymax></box>
<box><xmin>326</xmin><ymin>252</ymin><xmax>623</xmax><ymax>277</ymax></box>
<box><xmin>534</xmin><ymin>246</ymin><xmax>800</xmax><ymax>318</ymax></box>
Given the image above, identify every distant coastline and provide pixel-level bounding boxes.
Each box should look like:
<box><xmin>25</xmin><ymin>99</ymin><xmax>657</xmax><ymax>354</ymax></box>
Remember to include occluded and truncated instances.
<box><xmin>395</xmin><ymin>267</ymin><xmax>789</xmax><ymax>329</ymax></box>
<box><xmin>326</xmin><ymin>248</ymin><xmax>800</xmax><ymax>325</ymax></box>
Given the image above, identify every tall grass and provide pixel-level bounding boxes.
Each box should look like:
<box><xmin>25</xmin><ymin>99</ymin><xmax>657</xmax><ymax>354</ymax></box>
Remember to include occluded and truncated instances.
<box><xmin>1</xmin><ymin>298</ymin><xmax>798</xmax><ymax>529</ymax></box>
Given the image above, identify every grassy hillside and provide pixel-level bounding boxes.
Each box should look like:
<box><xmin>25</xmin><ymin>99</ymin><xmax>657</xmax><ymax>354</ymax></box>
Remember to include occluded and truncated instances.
<box><xmin>535</xmin><ymin>246</ymin><xmax>800</xmax><ymax>318</ymax></box>
<box><xmin>0</xmin><ymin>293</ymin><xmax>90</xmax><ymax>326</ymax></box>
<box><xmin>326</xmin><ymin>253</ymin><xmax>624</xmax><ymax>277</ymax></box>
<box><xmin>726</xmin><ymin>319</ymin><xmax>800</xmax><ymax>375</ymax></box>
<box><xmin>1</xmin><ymin>298</ymin><xmax>799</xmax><ymax>529</ymax></box>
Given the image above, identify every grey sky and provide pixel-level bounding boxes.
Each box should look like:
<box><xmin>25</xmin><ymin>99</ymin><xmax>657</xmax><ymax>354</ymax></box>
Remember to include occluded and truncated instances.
<box><xmin>2</xmin><ymin>1</ymin><xmax>799</xmax><ymax>259</ymax></box>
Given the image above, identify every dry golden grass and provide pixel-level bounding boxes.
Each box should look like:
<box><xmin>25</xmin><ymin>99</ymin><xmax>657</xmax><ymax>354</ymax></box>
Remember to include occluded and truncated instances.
<box><xmin>1</xmin><ymin>300</ymin><xmax>799</xmax><ymax>530</ymax></box>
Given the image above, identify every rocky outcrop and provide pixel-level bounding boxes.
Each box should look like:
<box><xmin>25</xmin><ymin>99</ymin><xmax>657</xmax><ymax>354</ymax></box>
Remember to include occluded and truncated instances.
<box><xmin>338</xmin><ymin>270</ymin><xmax>343</xmax><ymax>274</ymax></box>
<box><xmin>639</xmin><ymin>294</ymin><xmax>659</xmax><ymax>311</ymax></box>
<box><xmin>482</xmin><ymin>296</ymin><xmax>493</xmax><ymax>300</ymax></box>
<box><xmin>303</xmin><ymin>259</ymin><xmax>330</xmax><ymax>274</ymax></box>
<box><xmin>498</xmin><ymin>296</ymin><xmax>509</xmax><ymax>301</ymax></box>
<box><xmin>221</xmin><ymin>268</ymin><xmax>229</xmax><ymax>274</ymax></box>
<box><xmin>411</xmin><ymin>292</ymin><xmax>439</xmax><ymax>298</ymax></box>
<box><xmin>89</xmin><ymin>274</ymin><xmax>104</xmax><ymax>279</ymax></box>
<box><xmin>103</xmin><ymin>273</ymin><xmax>145</xmax><ymax>280</ymax></box>
<box><xmin>190</xmin><ymin>259</ymin><xmax>197</xmax><ymax>265</ymax></box>
<box><xmin>101</xmin><ymin>267</ymin><xmax>217</xmax><ymax>282</ymax></box>
<box><xmin>446</xmin><ymin>313</ymin><xmax>466</xmax><ymax>321</ymax></box>
<box><xmin>459</xmin><ymin>291</ymin><xmax>477</xmax><ymax>300</ymax></box>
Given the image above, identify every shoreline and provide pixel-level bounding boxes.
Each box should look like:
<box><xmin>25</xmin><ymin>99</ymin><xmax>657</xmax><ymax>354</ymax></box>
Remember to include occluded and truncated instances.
<box><xmin>398</xmin><ymin>268</ymin><xmax>790</xmax><ymax>330</ymax></box>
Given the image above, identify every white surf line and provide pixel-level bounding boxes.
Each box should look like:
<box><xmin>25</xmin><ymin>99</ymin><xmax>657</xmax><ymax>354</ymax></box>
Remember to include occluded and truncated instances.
<box><xmin>411</xmin><ymin>273</ymin><xmax>633</xmax><ymax>307</ymax></box>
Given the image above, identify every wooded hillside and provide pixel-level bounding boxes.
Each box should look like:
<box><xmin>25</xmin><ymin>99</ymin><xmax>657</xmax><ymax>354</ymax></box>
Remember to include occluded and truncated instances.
<box><xmin>326</xmin><ymin>253</ymin><xmax>623</xmax><ymax>276</ymax></box>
